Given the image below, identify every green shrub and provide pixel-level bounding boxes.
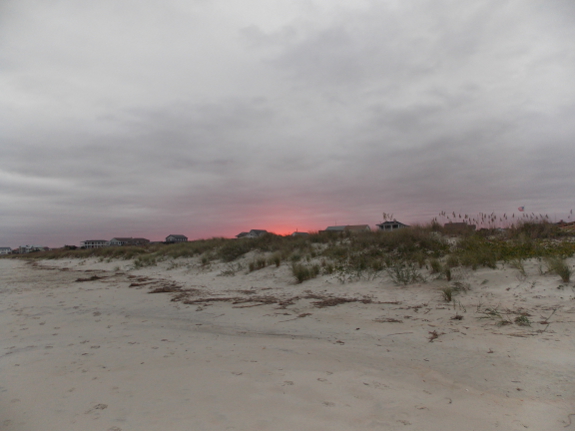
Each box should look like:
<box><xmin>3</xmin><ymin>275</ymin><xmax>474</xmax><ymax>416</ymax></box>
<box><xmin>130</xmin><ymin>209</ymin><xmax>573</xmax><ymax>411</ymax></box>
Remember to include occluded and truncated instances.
<box><xmin>218</xmin><ymin>240</ymin><xmax>253</xmax><ymax>262</ymax></box>
<box><xmin>133</xmin><ymin>254</ymin><xmax>158</xmax><ymax>268</ymax></box>
<box><xmin>455</xmin><ymin>236</ymin><xmax>498</xmax><ymax>269</ymax></box>
<box><xmin>508</xmin><ymin>221</ymin><xmax>562</xmax><ymax>240</ymax></box>
<box><xmin>347</xmin><ymin>226</ymin><xmax>449</xmax><ymax>261</ymax></box>
<box><xmin>321</xmin><ymin>245</ymin><xmax>349</xmax><ymax>262</ymax></box>
<box><xmin>445</xmin><ymin>254</ymin><xmax>459</xmax><ymax>268</ymax></box>
<box><xmin>413</xmin><ymin>251</ymin><xmax>427</xmax><ymax>268</ymax></box>
<box><xmin>290</xmin><ymin>252</ymin><xmax>303</xmax><ymax>262</ymax></box>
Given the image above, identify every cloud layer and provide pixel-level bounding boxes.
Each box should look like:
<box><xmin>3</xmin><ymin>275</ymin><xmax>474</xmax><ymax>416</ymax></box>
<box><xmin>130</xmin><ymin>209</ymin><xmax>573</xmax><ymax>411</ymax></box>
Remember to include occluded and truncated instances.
<box><xmin>2</xmin><ymin>0</ymin><xmax>575</xmax><ymax>246</ymax></box>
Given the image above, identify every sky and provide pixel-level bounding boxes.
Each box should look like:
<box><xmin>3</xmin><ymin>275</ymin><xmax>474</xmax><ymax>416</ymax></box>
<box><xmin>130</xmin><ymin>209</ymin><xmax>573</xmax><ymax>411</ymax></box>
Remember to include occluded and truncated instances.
<box><xmin>2</xmin><ymin>0</ymin><xmax>575</xmax><ymax>247</ymax></box>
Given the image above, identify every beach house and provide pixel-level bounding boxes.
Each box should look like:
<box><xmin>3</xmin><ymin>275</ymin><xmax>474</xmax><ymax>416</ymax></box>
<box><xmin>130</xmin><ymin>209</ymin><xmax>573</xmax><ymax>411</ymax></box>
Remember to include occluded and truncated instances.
<box><xmin>376</xmin><ymin>220</ymin><xmax>409</xmax><ymax>231</ymax></box>
<box><xmin>236</xmin><ymin>229</ymin><xmax>268</xmax><ymax>239</ymax></box>
<box><xmin>165</xmin><ymin>234</ymin><xmax>188</xmax><ymax>243</ymax></box>
<box><xmin>81</xmin><ymin>240</ymin><xmax>108</xmax><ymax>249</ymax></box>
<box><xmin>109</xmin><ymin>237</ymin><xmax>150</xmax><ymax>246</ymax></box>
<box><xmin>321</xmin><ymin>225</ymin><xmax>372</xmax><ymax>233</ymax></box>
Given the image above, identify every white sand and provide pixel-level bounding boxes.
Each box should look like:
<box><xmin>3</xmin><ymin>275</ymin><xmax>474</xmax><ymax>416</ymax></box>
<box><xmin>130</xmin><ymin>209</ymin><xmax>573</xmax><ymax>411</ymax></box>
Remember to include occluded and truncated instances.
<box><xmin>1</xmin><ymin>256</ymin><xmax>574</xmax><ymax>430</ymax></box>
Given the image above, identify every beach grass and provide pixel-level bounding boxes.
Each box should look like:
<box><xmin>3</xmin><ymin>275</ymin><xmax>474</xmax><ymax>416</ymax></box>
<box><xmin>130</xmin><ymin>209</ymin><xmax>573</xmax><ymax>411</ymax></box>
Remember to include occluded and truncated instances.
<box><xmin>545</xmin><ymin>256</ymin><xmax>572</xmax><ymax>282</ymax></box>
<box><xmin>7</xmin><ymin>217</ymin><xmax>575</xmax><ymax>284</ymax></box>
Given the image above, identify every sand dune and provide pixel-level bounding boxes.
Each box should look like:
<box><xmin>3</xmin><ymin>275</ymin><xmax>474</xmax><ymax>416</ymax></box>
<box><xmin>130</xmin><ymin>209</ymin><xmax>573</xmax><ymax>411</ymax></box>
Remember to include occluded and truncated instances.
<box><xmin>1</xmin><ymin>257</ymin><xmax>574</xmax><ymax>430</ymax></box>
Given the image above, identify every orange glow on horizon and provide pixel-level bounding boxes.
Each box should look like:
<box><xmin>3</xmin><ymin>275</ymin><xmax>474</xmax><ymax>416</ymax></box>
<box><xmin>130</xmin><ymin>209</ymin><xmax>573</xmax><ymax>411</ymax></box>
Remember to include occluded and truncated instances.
<box><xmin>260</xmin><ymin>225</ymin><xmax>311</xmax><ymax>236</ymax></box>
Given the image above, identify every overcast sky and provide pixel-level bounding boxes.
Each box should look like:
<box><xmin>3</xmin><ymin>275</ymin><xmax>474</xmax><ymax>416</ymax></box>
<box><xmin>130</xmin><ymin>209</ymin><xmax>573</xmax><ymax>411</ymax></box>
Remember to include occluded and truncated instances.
<box><xmin>2</xmin><ymin>0</ymin><xmax>575</xmax><ymax>246</ymax></box>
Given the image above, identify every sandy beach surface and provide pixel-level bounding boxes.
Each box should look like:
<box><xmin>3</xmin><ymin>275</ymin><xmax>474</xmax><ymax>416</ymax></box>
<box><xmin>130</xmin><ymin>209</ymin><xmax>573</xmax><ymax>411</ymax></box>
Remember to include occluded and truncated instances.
<box><xmin>1</xmin><ymin>256</ymin><xmax>574</xmax><ymax>430</ymax></box>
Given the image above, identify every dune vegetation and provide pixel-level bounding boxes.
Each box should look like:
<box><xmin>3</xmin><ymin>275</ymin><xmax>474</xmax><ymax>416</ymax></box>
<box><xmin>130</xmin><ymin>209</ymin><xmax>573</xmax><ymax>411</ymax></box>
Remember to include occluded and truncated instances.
<box><xmin>9</xmin><ymin>218</ymin><xmax>575</xmax><ymax>285</ymax></box>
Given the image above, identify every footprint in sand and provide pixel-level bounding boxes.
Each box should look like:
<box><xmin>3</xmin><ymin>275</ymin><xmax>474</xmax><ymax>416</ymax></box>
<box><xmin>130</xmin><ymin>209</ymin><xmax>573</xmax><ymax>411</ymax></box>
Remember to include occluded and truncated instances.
<box><xmin>85</xmin><ymin>403</ymin><xmax>107</xmax><ymax>414</ymax></box>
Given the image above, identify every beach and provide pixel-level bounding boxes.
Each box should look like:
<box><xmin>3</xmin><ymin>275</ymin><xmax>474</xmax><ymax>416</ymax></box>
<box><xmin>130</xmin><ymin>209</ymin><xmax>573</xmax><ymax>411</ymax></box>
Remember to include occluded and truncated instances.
<box><xmin>1</xmin><ymin>256</ymin><xmax>574</xmax><ymax>430</ymax></box>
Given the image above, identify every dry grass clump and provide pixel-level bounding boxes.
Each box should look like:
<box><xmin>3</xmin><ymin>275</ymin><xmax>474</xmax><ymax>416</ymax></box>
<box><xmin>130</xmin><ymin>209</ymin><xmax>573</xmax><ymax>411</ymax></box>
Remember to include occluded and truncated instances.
<box><xmin>440</xmin><ymin>281</ymin><xmax>469</xmax><ymax>302</ymax></box>
<box><xmin>386</xmin><ymin>261</ymin><xmax>425</xmax><ymax>286</ymax></box>
<box><xmin>291</xmin><ymin>263</ymin><xmax>320</xmax><ymax>283</ymax></box>
<box><xmin>514</xmin><ymin>315</ymin><xmax>531</xmax><ymax>326</ymax></box>
<box><xmin>133</xmin><ymin>253</ymin><xmax>159</xmax><ymax>268</ymax></box>
<box><xmin>454</xmin><ymin>236</ymin><xmax>498</xmax><ymax>269</ymax></box>
<box><xmin>440</xmin><ymin>286</ymin><xmax>453</xmax><ymax>302</ymax></box>
<box><xmin>248</xmin><ymin>256</ymin><xmax>268</xmax><ymax>272</ymax></box>
<box><xmin>162</xmin><ymin>238</ymin><xmax>226</xmax><ymax>259</ymax></box>
<box><xmin>509</xmin><ymin>258</ymin><xmax>527</xmax><ymax>280</ymax></box>
<box><xmin>268</xmin><ymin>252</ymin><xmax>282</xmax><ymax>267</ymax></box>
<box><xmin>545</xmin><ymin>257</ymin><xmax>572</xmax><ymax>282</ymax></box>
<box><xmin>429</xmin><ymin>258</ymin><xmax>442</xmax><ymax>274</ymax></box>
<box><xmin>507</xmin><ymin>220</ymin><xmax>562</xmax><ymax>240</ymax></box>
<box><xmin>476</xmin><ymin>305</ymin><xmax>534</xmax><ymax>327</ymax></box>
<box><xmin>347</xmin><ymin>226</ymin><xmax>449</xmax><ymax>260</ymax></box>
<box><xmin>217</xmin><ymin>240</ymin><xmax>253</xmax><ymax>262</ymax></box>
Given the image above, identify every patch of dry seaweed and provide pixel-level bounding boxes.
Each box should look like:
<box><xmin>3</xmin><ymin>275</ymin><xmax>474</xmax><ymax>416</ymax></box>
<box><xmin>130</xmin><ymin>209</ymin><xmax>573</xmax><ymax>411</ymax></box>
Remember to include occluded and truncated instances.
<box><xmin>75</xmin><ymin>275</ymin><xmax>104</xmax><ymax>282</ymax></box>
<box><xmin>180</xmin><ymin>295</ymin><xmax>279</xmax><ymax>306</ymax></box>
<box><xmin>303</xmin><ymin>294</ymin><xmax>374</xmax><ymax>308</ymax></box>
<box><xmin>428</xmin><ymin>330</ymin><xmax>445</xmax><ymax>342</ymax></box>
<box><xmin>169</xmin><ymin>289</ymin><xmax>204</xmax><ymax>302</ymax></box>
<box><xmin>148</xmin><ymin>283</ymin><xmax>183</xmax><ymax>293</ymax></box>
<box><xmin>374</xmin><ymin>317</ymin><xmax>404</xmax><ymax>323</ymax></box>
<box><xmin>167</xmin><ymin>291</ymin><xmax>383</xmax><ymax>310</ymax></box>
<box><xmin>129</xmin><ymin>281</ymin><xmax>157</xmax><ymax>287</ymax></box>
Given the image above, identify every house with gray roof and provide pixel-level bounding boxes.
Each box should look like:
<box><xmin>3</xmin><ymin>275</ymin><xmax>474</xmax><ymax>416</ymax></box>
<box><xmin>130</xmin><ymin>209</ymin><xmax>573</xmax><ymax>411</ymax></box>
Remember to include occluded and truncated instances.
<box><xmin>81</xmin><ymin>240</ymin><xmax>108</xmax><ymax>249</ymax></box>
<box><xmin>321</xmin><ymin>225</ymin><xmax>372</xmax><ymax>233</ymax></box>
<box><xmin>109</xmin><ymin>237</ymin><xmax>150</xmax><ymax>247</ymax></box>
<box><xmin>235</xmin><ymin>229</ymin><xmax>268</xmax><ymax>239</ymax></box>
<box><xmin>376</xmin><ymin>220</ymin><xmax>409</xmax><ymax>231</ymax></box>
<box><xmin>165</xmin><ymin>234</ymin><xmax>188</xmax><ymax>243</ymax></box>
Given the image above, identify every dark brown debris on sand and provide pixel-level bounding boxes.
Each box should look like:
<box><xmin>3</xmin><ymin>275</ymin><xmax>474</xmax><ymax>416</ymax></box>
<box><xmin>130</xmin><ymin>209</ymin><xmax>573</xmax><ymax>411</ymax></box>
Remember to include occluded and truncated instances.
<box><xmin>148</xmin><ymin>283</ymin><xmax>184</xmax><ymax>293</ymax></box>
<box><xmin>374</xmin><ymin>317</ymin><xmax>404</xmax><ymax>323</ymax></box>
<box><xmin>165</xmin><ymin>291</ymin><xmax>382</xmax><ymax>310</ymax></box>
<box><xmin>75</xmin><ymin>275</ymin><xmax>104</xmax><ymax>282</ymax></box>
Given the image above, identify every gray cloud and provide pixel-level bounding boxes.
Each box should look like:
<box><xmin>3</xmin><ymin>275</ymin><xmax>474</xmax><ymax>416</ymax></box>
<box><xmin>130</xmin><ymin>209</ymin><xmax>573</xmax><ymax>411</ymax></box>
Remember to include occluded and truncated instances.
<box><xmin>1</xmin><ymin>0</ymin><xmax>575</xmax><ymax>246</ymax></box>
